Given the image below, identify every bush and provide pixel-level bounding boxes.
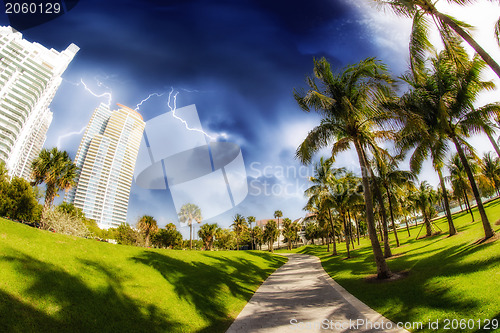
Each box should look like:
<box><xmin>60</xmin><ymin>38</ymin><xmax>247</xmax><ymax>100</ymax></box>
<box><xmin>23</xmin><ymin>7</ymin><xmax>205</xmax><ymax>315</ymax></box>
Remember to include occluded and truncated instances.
<box><xmin>43</xmin><ymin>209</ymin><xmax>90</xmax><ymax>238</ymax></box>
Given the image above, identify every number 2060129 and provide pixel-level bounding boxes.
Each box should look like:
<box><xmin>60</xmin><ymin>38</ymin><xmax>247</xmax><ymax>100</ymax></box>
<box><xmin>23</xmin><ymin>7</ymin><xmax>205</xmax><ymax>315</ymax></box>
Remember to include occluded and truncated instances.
<box><xmin>5</xmin><ymin>2</ymin><xmax>61</xmax><ymax>14</ymax></box>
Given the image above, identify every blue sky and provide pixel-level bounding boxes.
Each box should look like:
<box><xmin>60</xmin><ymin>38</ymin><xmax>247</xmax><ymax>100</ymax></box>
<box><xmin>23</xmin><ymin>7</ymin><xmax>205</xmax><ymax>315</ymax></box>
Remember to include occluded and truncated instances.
<box><xmin>1</xmin><ymin>0</ymin><xmax>499</xmax><ymax>234</ymax></box>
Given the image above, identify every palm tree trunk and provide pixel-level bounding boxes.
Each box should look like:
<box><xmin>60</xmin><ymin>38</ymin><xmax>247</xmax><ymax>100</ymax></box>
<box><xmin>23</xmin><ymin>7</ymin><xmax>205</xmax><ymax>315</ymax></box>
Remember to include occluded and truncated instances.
<box><xmin>436</xmin><ymin>12</ymin><xmax>500</xmax><ymax>80</ymax></box>
<box><xmin>437</xmin><ymin>167</ymin><xmax>456</xmax><ymax>236</ymax></box>
<box><xmin>463</xmin><ymin>188</ymin><xmax>474</xmax><ymax>221</ymax></box>
<box><xmin>385</xmin><ymin>187</ymin><xmax>400</xmax><ymax>247</ymax></box>
<box><xmin>424</xmin><ymin>212</ymin><xmax>432</xmax><ymax>236</ymax></box>
<box><xmin>41</xmin><ymin>184</ymin><xmax>56</xmax><ymax>229</ymax></box>
<box><xmin>405</xmin><ymin>214</ymin><xmax>411</xmax><ymax>237</ymax></box>
<box><xmin>347</xmin><ymin>210</ymin><xmax>355</xmax><ymax>249</ymax></box>
<box><xmin>452</xmin><ymin>136</ymin><xmax>495</xmax><ymax>238</ymax></box>
<box><xmin>486</xmin><ymin>130</ymin><xmax>500</xmax><ymax>159</ymax></box>
<box><xmin>343</xmin><ymin>214</ymin><xmax>350</xmax><ymax>259</ymax></box>
<box><xmin>189</xmin><ymin>222</ymin><xmax>193</xmax><ymax>250</ymax></box>
<box><xmin>369</xmin><ymin>175</ymin><xmax>392</xmax><ymax>257</ymax></box>
<box><xmin>354</xmin><ymin>213</ymin><xmax>360</xmax><ymax>245</ymax></box>
<box><xmin>354</xmin><ymin>140</ymin><xmax>391</xmax><ymax>278</ymax></box>
<box><xmin>327</xmin><ymin>209</ymin><xmax>337</xmax><ymax>255</ymax></box>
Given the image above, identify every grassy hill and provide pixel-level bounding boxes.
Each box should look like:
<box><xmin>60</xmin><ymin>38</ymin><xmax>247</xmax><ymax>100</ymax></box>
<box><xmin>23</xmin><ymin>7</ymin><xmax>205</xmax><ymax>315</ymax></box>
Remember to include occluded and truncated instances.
<box><xmin>0</xmin><ymin>219</ymin><xmax>286</xmax><ymax>332</ymax></box>
<box><xmin>295</xmin><ymin>198</ymin><xmax>500</xmax><ymax>332</ymax></box>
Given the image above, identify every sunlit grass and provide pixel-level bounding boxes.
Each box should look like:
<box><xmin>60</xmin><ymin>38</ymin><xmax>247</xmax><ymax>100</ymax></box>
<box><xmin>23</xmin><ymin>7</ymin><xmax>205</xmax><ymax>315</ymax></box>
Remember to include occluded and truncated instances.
<box><xmin>0</xmin><ymin>219</ymin><xmax>287</xmax><ymax>332</ymax></box>
<box><xmin>293</xmin><ymin>198</ymin><xmax>500</xmax><ymax>332</ymax></box>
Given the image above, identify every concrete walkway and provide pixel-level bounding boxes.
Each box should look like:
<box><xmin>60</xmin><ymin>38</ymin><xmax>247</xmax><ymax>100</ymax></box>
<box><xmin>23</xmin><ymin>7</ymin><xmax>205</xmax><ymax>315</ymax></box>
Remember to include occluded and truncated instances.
<box><xmin>226</xmin><ymin>253</ymin><xmax>408</xmax><ymax>333</ymax></box>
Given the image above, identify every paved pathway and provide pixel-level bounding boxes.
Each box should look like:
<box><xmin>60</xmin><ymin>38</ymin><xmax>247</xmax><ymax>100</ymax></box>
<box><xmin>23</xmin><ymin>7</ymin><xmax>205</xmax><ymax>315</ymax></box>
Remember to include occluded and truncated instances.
<box><xmin>226</xmin><ymin>253</ymin><xmax>408</xmax><ymax>333</ymax></box>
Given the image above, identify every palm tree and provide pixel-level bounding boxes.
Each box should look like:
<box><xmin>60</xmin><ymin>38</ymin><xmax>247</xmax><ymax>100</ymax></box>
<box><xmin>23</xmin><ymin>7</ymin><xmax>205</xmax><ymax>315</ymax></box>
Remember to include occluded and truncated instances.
<box><xmin>178</xmin><ymin>203</ymin><xmax>202</xmax><ymax>249</ymax></box>
<box><xmin>295</xmin><ymin>57</ymin><xmax>394</xmax><ymax>279</ymax></box>
<box><xmin>273</xmin><ymin>210</ymin><xmax>283</xmax><ymax>249</ymax></box>
<box><xmin>479</xmin><ymin>152</ymin><xmax>500</xmax><ymax>197</ymax></box>
<box><xmin>231</xmin><ymin>213</ymin><xmax>248</xmax><ymax>250</ymax></box>
<box><xmin>137</xmin><ymin>215</ymin><xmax>158</xmax><ymax>247</ymax></box>
<box><xmin>247</xmin><ymin>216</ymin><xmax>256</xmax><ymax>250</ymax></box>
<box><xmin>373</xmin><ymin>153</ymin><xmax>416</xmax><ymax>247</ymax></box>
<box><xmin>31</xmin><ymin>148</ymin><xmax>77</xmax><ymax>228</ymax></box>
<box><xmin>198</xmin><ymin>223</ymin><xmax>218</xmax><ymax>250</ymax></box>
<box><xmin>411</xmin><ymin>181</ymin><xmax>438</xmax><ymax>237</ymax></box>
<box><xmin>447</xmin><ymin>153</ymin><xmax>476</xmax><ymax>221</ymax></box>
<box><xmin>263</xmin><ymin>220</ymin><xmax>278</xmax><ymax>253</ymax></box>
<box><xmin>374</xmin><ymin>0</ymin><xmax>500</xmax><ymax>80</ymax></box>
<box><xmin>395</xmin><ymin>48</ymin><xmax>495</xmax><ymax>239</ymax></box>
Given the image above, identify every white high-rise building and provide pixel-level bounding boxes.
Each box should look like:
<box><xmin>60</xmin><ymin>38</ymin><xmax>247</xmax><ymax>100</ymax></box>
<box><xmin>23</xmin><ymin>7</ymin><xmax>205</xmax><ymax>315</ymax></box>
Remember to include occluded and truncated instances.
<box><xmin>66</xmin><ymin>103</ymin><xmax>145</xmax><ymax>229</ymax></box>
<box><xmin>0</xmin><ymin>26</ymin><xmax>78</xmax><ymax>178</ymax></box>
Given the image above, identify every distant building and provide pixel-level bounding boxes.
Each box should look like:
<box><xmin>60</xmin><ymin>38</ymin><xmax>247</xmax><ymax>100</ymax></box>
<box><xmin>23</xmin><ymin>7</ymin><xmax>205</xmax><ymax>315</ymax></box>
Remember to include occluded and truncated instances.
<box><xmin>0</xmin><ymin>26</ymin><xmax>78</xmax><ymax>178</ymax></box>
<box><xmin>66</xmin><ymin>103</ymin><xmax>145</xmax><ymax>229</ymax></box>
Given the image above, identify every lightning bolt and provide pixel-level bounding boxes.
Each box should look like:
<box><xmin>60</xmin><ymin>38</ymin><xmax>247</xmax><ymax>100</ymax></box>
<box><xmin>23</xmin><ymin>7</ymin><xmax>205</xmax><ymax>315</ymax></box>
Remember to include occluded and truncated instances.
<box><xmin>168</xmin><ymin>87</ymin><xmax>216</xmax><ymax>141</ymax></box>
<box><xmin>79</xmin><ymin>78</ymin><xmax>112</xmax><ymax>107</ymax></box>
<box><xmin>135</xmin><ymin>92</ymin><xmax>165</xmax><ymax>111</ymax></box>
<box><xmin>56</xmin><ymin>126</ymin><xmax>86</xmax><ymax>149</ymax></box>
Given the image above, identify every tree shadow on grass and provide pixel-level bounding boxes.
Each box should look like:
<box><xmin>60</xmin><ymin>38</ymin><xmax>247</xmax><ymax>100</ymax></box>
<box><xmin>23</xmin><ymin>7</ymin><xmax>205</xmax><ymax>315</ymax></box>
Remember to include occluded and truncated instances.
<box><xmin>0</xmin><ymin>250</ymin><xmax>179</xmax><ymax>332</ymax></box>
<box><xmin>131</xmin><ymin>251</ymin><xmax>286</xmax><ymax>333</ymax></box>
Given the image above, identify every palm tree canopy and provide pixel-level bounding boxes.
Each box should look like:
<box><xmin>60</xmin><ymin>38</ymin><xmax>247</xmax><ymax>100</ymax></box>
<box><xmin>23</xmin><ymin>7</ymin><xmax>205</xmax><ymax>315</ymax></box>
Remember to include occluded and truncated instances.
<box><xmin>294</xmin><ymin>57</ymin><xmax>396</xmax><ymax>164</ymax></box>
<box><xmin>231</xmin><ymin>213</ymin><xmax>248</xmax><ymax>235</ymax></box>
<box><xmin>178</xmin><ymin>203</ymin><xmax>202</xmax><ymax>225</ymax></box>
<box><xmin>31</xmin><ymin>147</ymin><xmax>78</xmax><ymax>192</ymax></box>
<box><xmin>137</xmin><ymin>215</ymin><xmax>159</xmax><ymax>235</ymax></box>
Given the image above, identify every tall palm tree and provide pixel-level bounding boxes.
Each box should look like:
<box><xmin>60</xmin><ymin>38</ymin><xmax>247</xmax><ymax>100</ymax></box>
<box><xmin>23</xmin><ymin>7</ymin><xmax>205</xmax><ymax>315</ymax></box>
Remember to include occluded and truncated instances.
<box><xmin>395</xmin><ymin>48</ymin><xmax>495</xmax><ymax>239</ymax></box>
<box><xmin>31</xmin><ymin>147</ymin><xmax>77</xmax><ymax>228</ymax></box>
<box><xmin>178</xmin><ymin>203</ymin><xmax>202</xmax><ymax>249</ymax></box>
<box><xmin>247</xmin><ymin>216</ymin><xmax>256</xmax><ymax>250</ymax></box>
<box><xmin>137</xmin><ymin>215</ymin><xmax>158</xmax><ymax>247</ymax></box>
<box><xmin>374</xmin><ymin>0</ymin><xmax>500</xmax><ymax>80</ymax></box>
<box><xmin>231</xmin><ymin>214</ymin><xmax>248</xmax><ymax>250</ymax></box>
<box><xmin>273</xmin><ymin>210</ymin><xmax>283</xmax><ymax>249</ymax></box>
<box><xmin>295</xmin><ymin>57</ymin><xmax>395</xmax><ymax>279</ymax></box>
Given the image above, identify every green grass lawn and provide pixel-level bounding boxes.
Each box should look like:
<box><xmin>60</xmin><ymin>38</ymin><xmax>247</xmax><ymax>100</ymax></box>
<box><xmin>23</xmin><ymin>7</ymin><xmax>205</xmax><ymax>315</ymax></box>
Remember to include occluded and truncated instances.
<box><xmin>0</xmin><ymin>218</ymin><xmax>287</xmax><ymax>332</ymax></box>
<box><xmin>294</xmin><ymin>199</ymin><xmax>500</xmax><ymax>332</ymax></box>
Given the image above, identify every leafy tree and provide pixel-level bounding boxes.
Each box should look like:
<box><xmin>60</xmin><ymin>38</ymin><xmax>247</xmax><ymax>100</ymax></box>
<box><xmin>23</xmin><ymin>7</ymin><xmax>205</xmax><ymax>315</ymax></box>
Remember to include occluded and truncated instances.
<box><xmin>151</xmin><ymin>223</ymin><xmax>183</xmax><ymax>249</ymax></box>
<box><xmin>215</xmin><ymin>228</ymin><xmax>236</xmax><ymax>250</ymax></box>
<box><xmin>263</xmin><ymin>220</ymin><xmax>279</xmax><ymax>253</ymax></box>
<box><xmin>31</xmin><ymin>148</ymin><xmax>77</xmax><ymax>228</ymax></box>
<box><xmin>231</xmin><ymin>214</ymin><xmax>248</xmax><ymax>250</ymax></box>
<box><xmin>1</xmin><ymin>176</ymin><xmax>41</xmax><ymax>222</ymax></box>
<box><xmin>304</xmin><ymin>222</ymin><xmax>319</xmax><ymax>245</ymax></box>
<box><xmin>178</xmin><ymin>203</ymin><xmax>202</xmax><ymax>249</ymax></box>
<box><xmin>295</xmin><ymin>57</ymin><xmax>394</xmax><ymax>278</ymax></box>
<box><xmin>114</xmin><ymin>223</ymin><xmax>144</xmax><ymax>246</ymax></box>
<box><xmin>198</xmin><ymin>223</ymin><xmax>218</xmax><ymax>250</ymax></box>
<box><xmin>136</xmin><ymin>215</ymin><xmax>158</xmax><ymax>247</ymax></box>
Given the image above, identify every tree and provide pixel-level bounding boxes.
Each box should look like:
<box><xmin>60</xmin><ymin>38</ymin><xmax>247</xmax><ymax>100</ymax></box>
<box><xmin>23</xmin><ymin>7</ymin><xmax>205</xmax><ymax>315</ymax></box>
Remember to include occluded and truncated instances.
<box><xmin>0</xmin><ymin>176</ymin><xmax>41</xmax><ymax>222</ymax></box>
<box><xmin>137</xmin><ymin>215</ymin><xmax>159</xmax><ymax>247</ymax></box>
<box><xmin>304</xmin><ymin>222</ymin><xmax>319</xmax><ymax>245</ymax></box>
<box><xmin>31</xmin><ymin>148</ymin><xmax>77</xmax><ymax>228</ymax></box>
<box><xmin>215</xmin><ymin>228</ymin><xmax>236</xmax><ymax>250</ymax></box>
<box><xmin>44</xmin><ymin>209</ymin><xmax>90</xmax><ymax>237</ymax></box>
<box><xmin>114</xmin><ymin>223</ymin><xmax>144</xmax><ymax>246</ymax></box>
<box><xmin>247</xmin><ymin>216</ymin><xmax>256</xmax><ymax>250</ymax></box>
<box><xmin>479</xmin><ymin>152</ymin><xmax>500</xmax><ymax>197</ymax></box>
<box><xmin>395</xmin><ymin>48</ymin><xmax>496</xmax><ymax>239</ymax></box>
<box><xmin>231</xmin><ymin>213</ymin><xmax>248</xmax><ymax>250</ymax></box>
<box><xmin>295</xmin><ymin>57</ymin><xmax>394</xmax><ymax>278</ymax></box>
<box><xmin>198</xmin><ymin>223</ymin><xmax>218</xmax><ymax>250</ymax></box>
<box><xmin>151</xmin><ymin>223</ymin><xmax>183</xmax><ymax>249</ymax></box>
<box><xmin>178</xmin><ymin>203</ymin><xmax>202</xmax><ymax>249</ymax></box>
<box><xmin>263</xmin><ymin>220</ymin><xmax>278</xmax><ymax>253</ymax></box>
<box><xmin>273</xmin><ymin>210</ymin><xmax>283</xmax><ymax>249</ymax></box>
<box><xmin>252</xmin><ymin>226</ymin><xmax>264</xmax><ymax>250</ymax></box>
<box><xmin>282</xmin><ymin>218</ymin><xmax>297</xmax><ymax>250</ymax></box>
<box><xmin>411</xmin><ymin>181</ymin><xmax>437</xmax><ymax>237</ymax></box>
<box><xmin>447</xmin><ymin>153</ymin><xmax>476</xmax><ymax>220</ymax></box>
<box><xmin>374</xmin><ymin>0</ymin><xmax>500</xmax><ymax>80</ymax></box>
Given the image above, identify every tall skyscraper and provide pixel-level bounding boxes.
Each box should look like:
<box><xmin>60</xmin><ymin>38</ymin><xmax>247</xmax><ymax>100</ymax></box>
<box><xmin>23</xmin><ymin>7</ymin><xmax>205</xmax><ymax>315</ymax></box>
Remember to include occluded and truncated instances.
<box><xmin>0</xmin><ymin>26</ymin><xmax>78</xmax><ymax>178</ymax></box>
<box><xmin>66</xmin><ymin>103</ymin><xmax>145</xmax><ymax>229</ymax></box>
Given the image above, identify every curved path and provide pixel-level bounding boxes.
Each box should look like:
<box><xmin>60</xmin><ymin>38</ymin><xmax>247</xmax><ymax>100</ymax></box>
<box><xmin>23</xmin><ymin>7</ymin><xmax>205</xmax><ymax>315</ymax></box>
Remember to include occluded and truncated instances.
<box><xmin>226</xmin><ymin>253</ymin><xmax>408</xmax><ymax>333</ymax></box>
